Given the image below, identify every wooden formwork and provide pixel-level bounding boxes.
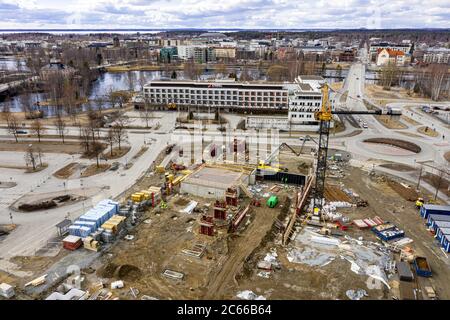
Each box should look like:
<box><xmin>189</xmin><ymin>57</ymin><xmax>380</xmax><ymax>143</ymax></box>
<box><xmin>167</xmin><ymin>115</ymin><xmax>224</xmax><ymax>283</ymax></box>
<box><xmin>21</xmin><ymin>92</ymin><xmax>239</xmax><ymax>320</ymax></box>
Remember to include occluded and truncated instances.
<box><xmin>282</xmin><ymin>176</ymin><xmax>313</xmax><ymax>246</ymax></box>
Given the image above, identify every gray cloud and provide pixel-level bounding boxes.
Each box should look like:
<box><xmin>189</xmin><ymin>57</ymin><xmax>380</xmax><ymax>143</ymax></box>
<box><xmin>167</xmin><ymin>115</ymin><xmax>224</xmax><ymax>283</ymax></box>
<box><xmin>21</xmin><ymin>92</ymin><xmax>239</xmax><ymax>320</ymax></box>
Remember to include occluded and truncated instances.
<box><xmin>0</xmin><ymin>0</ymin><xmax>449</xmax><ymax>29</ymax></box>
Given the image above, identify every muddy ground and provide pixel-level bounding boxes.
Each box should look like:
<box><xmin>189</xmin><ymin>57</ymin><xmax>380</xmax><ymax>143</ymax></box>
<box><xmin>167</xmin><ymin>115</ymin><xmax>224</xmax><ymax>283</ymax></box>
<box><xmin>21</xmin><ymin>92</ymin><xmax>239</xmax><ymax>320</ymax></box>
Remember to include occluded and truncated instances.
<box><xmin>2</xmin><ymin>161</ymin><xmax>449</xmax><ymax>301</ymax></box>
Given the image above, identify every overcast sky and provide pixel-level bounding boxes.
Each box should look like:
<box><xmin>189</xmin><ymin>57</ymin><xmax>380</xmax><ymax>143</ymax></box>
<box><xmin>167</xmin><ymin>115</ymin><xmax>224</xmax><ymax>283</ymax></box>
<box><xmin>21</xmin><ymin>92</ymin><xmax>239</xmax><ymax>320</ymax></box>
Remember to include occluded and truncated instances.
<box><xmin>0</xmin><ymin>0</ymin><xmax>449</xmax><ymax>29</ymax></box>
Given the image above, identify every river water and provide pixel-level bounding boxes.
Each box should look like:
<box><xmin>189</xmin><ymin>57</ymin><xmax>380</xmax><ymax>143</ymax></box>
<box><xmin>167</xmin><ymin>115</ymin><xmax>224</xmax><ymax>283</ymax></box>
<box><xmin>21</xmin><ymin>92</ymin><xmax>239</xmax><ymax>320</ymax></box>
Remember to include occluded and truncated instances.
<box><xmin>1</xmin><ymin>61</ymin><xmax>356</xmax><ymax>117</ymax></box>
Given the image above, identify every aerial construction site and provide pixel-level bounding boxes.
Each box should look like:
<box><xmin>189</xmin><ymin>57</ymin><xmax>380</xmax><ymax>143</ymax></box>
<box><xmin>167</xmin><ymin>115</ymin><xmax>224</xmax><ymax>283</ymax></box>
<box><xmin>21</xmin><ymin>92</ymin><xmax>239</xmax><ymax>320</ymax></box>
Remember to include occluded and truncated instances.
<box><xmin>1</xmin><ymin>30</ymin><xmax>450</xmax><ymax>303</ymax></box>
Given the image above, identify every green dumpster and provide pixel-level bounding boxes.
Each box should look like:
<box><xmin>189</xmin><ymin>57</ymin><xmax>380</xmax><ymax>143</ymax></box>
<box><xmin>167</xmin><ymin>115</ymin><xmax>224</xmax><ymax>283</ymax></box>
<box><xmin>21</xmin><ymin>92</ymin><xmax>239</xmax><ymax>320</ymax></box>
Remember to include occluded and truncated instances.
<box><xmin>267</xmin><ymin>196</ymin><xmax>279</xmax><ymax>208</ymax></box>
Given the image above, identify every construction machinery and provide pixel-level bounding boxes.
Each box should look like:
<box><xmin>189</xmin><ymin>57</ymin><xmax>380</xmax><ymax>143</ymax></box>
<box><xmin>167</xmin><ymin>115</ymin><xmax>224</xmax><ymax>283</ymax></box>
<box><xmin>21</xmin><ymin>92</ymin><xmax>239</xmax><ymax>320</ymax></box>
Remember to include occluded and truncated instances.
<box><xmin>167</xmin><ymin>102</ymin><xmax>176</xmax><ymax>110</ymax></box>
<box><xmin>257</xmin><ymin>141</ymin><xmax>314</xmax><ymax>172</ymax></box>
<box><xmin>312</xmin><ymin>84</ymin><xmax>397</xmax><ymax>217</ymax></box>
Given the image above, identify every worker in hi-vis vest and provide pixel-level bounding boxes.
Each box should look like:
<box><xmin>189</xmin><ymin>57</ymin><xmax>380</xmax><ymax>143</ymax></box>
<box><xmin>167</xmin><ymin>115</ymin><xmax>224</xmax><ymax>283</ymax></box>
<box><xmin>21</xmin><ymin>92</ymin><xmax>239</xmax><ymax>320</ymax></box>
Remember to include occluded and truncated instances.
<box><xmin>416</xmin><ymin>198</ymin><xmax>424</xmax><ymax>210</ymax></box>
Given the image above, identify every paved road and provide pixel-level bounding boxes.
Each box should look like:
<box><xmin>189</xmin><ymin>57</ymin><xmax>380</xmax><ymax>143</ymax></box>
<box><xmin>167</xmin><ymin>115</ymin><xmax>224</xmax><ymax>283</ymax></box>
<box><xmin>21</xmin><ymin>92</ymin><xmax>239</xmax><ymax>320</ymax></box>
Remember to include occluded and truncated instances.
<box><xmin>0</xmin><ymin>112</ymin><xmax>177</xmax><ymax>263</ymax></box>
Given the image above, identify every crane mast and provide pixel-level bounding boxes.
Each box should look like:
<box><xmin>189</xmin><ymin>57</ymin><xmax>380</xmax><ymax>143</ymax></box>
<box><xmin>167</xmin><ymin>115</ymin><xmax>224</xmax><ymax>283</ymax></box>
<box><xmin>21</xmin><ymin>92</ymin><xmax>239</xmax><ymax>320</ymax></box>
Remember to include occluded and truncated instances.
<box><xmin>311</xmin><ymin>84</ymin><xmax>384</xmax><ymax>218</ymax></box>
<box><xmin>312</xmin><ymin>85</ymin><xmax>333</xmax><ymax>215</ymax></box>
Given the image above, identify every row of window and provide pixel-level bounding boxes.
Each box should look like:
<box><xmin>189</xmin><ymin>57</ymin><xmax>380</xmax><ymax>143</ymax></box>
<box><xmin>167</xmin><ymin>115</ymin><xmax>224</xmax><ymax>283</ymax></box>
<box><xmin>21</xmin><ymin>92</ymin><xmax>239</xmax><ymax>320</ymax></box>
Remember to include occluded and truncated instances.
<box><xmin>145</xmin><ymin>88</ymin><xmax>287</xmax><ymax>96</ymax></box>
<box><xmin>290</xmin><ymin>96</ymin><xmax>321</xmax><ymax>100</ymax></box>
<box><xmin>290</xmin><ymin>114</ymin><xmax>313</xmax><ymax>118</ymax></box>
<box><xmin>290</xmin><ymin>101</ymin><xmax>321</xmax><ymax>108</ymax></box>
<box><xmin>147</xmin><ymin>94</ymin><xmax>286</xmax><ymax>102</ymax></box>
<box><xmin>149</xmin><ymin>99</ymin><xmax>286</xmax><ymax>107</ymax></box>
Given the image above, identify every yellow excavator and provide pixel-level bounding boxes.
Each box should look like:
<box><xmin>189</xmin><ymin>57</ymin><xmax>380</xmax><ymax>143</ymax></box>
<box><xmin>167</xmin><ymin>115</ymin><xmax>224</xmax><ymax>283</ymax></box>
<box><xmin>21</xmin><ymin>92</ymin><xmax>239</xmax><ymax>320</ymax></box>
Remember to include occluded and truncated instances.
<box><xmin>167</xmin><ymin>102</ymin><xmax>176</xmax><ymax>110</ymax></box>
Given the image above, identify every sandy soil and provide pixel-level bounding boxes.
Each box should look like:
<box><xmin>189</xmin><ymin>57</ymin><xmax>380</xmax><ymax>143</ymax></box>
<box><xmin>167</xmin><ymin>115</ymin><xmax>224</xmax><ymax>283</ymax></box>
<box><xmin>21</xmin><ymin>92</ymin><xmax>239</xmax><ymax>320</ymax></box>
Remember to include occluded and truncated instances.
<box><xmin>103</xmin><ymin>146</ymin><xmax>131</xmax><ymax>160</ymax></box>
<box><xmin>379</xmin><ymin>163</ymin><xmax>415</xmax><ymax>172</ymax></box>
<box><xmin>80</xmin><ymin>164</ymin><xmax>111</xmax><ymax>177</ymax></box>
<box><xmin>53</xmin><ymin>162</ymin><xmax>79</xmax><ymax>179</ymax></box>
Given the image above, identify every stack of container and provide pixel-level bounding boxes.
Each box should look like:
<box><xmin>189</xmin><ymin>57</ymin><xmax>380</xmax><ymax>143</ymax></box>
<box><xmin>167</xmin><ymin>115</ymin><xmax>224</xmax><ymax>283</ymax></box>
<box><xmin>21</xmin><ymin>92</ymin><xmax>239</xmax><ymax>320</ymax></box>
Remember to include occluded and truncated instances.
<box><xmin>131</xmin><ymin>187</ymin><xmax>161</xmax><ymax>206</ymax></box>
<box><xmin>101</xmin><ymin>215</ymin><xmax>126</xmax><ymax>234</ymax></box>
<box><xmin>441</xmin><ymin>234</ymin><xmax>450</xmax><ymax>253</ymax></box>
<box><xmin>421</xmin><ymin>205</ymin><xmax>450</xmax><ymax>253</ymax></box>
<box><xmin>62</xmin><ymin>235</ymin><xmax>82</xmax><ymax>251</ymax></box>
<box><xmin>68</xmin><ymin>199</ymin><xmax>119</xmax><ymax>238</ymax></box>
<box><xmin>426</xmin><ymin>214</ymin><xmax>450</xmax><ymax>229</ymax></box>
<box><xmin>420</xmin><ymin>204</ymin><xmax>450</xmax><ymax>219</ymax></box>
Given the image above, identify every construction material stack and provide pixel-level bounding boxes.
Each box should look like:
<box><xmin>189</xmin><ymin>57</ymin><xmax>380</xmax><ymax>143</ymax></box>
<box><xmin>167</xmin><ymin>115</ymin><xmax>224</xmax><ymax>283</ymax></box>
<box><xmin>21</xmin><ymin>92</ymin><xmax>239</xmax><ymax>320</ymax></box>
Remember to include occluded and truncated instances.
<box><xmin>131</xmin><ymin>187</ymin><xmax>161</xmax><ymax>206</ymax></box>
<box><xmin>62</xmin><ymin>235</ymin><xmax>82</xmax><ymax>251</ymax></box>
<box><xmin>372</xmin><ymin>223</ymin><xmax>405</xmax><ymax>242</ymax></box>
<box><xmin>83</xmin><ymin>236</ymin><xmax>100</xmax><ymax>252</ymax></box>
<box><xmin>67</xmin><ymin>199</ymin><xmax>119</xmax><ymax>248</ymax></box>
<box><xmin>0</xmin><ymin>283</ymin><xmax>15</xmax><ymax>299</ymax></box>
<box><xmin>101</xmin><ymin>215</ymin><xmax>126</xmax><ymax>235</ymax></box>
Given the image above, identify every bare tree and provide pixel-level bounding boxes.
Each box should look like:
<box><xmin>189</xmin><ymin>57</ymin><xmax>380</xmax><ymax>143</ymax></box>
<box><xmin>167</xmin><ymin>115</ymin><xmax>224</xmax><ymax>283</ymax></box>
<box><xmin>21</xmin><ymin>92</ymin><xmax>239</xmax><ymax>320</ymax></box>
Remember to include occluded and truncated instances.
<box><xmin>183</xmin><ymin>59</ymin><xmax>198</xmax><ymax>80</ymax></box>
<box><xmin>127</xmin><ymin>70</ymin><xmax>135</xmax><ymax>91</ymax></box>
<box><xmin>80</xmin><ymin>125</ymin><xmax>92</xmax><ymax>154</ymax></box>
<box><xmin>36</xmin><ymin>147</ymin><xmax>44</xmax><ymax>167</ymax></box>
<box><xmin>112</xmin><ymin>115</ymin><xmax>129</xmax><ymax>150</ymax></box>
<box><xmin>378</xmin><ymin>62</ymin><xmax>400</xmax><ymax>89</ymax></box>
<box><xmin>94</xmin><ymin>95</ymin><xmax>104</xmax><ymax>112</ymax></box>
<box><xmin>3</xmin><ymin>107</ymin><xmax>20</xmax><ymax>142</ymax></box>
<box><xmin>215</xmin><ymin>63</ymin><xmax>227</xmax><ymax>78</ymax></box>
<box><xmin>19</xmin><ymin>89</ymin><xmax>33</xmax><ymax>118</ymax></box>
<box><xmin>428</xmin><ymin>63</ymin><xmax>447</xmax><ymax>101</ymax></box>
<box><xmin>138</xmin><ymin>73</ymin><xmax>146</xmax><ymax>91</ymax></box>
<box><xmin>140</xmin><ymin>97</ymin><xmax>153</xmax><ymax>128</ymax></box>
<box><xmin>87</xmin><ymin>109</ymin><xmax>103</xmax><ymax>141</ymax></box>
<box><xmin>24</xmin><ymin>145</ymin><xmax>37</xmax><ymax>170</ymax></box>
<box><xmin>90</xmin><ymin>141</ymin><xmax>104</xmax><ymax>168</ymax></box>
<box><xmin>54</xmin><ymin>114</ymin><xmax>67</xmax><ymax>143</ymax></box>
<box><xmin>106</xmin><ymin>128</ymin><xmax>115</xmax><ymax>156</ymax></box>
<box><xmin>30</xmin><ymin>119</ymin><xmax>46</xmax><ymax>142</ymax></box>
<box><xmin>239</xmin><ymin>66</ymin><xmax>254</xmax><ymax>81</ymax></box>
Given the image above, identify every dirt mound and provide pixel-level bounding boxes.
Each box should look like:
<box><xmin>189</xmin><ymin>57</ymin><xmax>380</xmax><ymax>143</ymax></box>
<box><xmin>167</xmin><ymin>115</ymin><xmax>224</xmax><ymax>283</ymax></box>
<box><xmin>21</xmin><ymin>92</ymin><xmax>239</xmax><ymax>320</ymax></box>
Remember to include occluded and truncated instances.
<box><xmin>325</xmin><ymin>185</ymin><xmax>352</xmax><ymax>202</ymax></box>
<box><xmin>380</xmin><ymin>163</ymin><xmax>415</xmax><ymax>172</ymax></box>
<box><xmin>364</xmin><ymin>138</ymin><xmax>421</xmax><ymax>153</ymax></box>
<box><xmin>387</xmin><ymin>180</ymin><xmax>418</xmax><ymax>201</ymax></box>
<box><xmin>97</xmin><ymin>263</ymin><xmax>142</xmax><ymax>281</ymax></box>
<box><xmin>18</xmin><ymin>200</ymin><xmax>57</xmax><ymax>212</ymax></box>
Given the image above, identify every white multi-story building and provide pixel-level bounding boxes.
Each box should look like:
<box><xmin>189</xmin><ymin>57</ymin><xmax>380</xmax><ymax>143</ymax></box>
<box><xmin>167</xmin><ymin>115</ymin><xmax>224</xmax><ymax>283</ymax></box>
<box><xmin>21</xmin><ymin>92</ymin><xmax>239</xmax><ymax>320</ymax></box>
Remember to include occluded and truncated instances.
<box><xmin>142</xmin><ymin>79</ymin><xmax>289</xmax><ymax>111</ymax></box>
<box><xmin>142</xmin><ymin>77</ymin><xmax>332</xmax><ymax>132</ymax></box>
<box><xmin>177</xmin><ymin>45</ymin><xmax>194</xmax><ymax>60</ymax></box>
<box><xmin>287</xmin><ymin>76</ymin><xmax>325</xmax><ymax>129</ymax></box>
<box><xmin>423</xmin><ymin>49</ymin><xmax>450</xmax><ymax>64</ymax></box>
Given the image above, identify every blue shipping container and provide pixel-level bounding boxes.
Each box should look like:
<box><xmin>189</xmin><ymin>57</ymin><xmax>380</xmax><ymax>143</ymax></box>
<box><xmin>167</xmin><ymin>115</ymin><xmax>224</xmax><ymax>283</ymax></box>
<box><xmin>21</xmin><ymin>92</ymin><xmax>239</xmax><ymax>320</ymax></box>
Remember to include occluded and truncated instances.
<box><xmin>420</xmin><ymin>204</ymin><xmax>450</xmax><ymax>219</ymax></box>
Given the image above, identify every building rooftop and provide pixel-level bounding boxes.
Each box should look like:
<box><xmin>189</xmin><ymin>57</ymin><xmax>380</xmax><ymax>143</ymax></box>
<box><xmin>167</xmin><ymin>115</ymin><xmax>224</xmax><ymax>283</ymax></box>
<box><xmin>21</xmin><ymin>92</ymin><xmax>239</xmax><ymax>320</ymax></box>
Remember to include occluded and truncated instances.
<box><xmin>183</xmin><ymin>166</ymin><xmax>246</xmax><ymax>190</ymax></box>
